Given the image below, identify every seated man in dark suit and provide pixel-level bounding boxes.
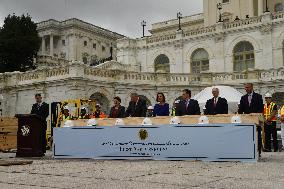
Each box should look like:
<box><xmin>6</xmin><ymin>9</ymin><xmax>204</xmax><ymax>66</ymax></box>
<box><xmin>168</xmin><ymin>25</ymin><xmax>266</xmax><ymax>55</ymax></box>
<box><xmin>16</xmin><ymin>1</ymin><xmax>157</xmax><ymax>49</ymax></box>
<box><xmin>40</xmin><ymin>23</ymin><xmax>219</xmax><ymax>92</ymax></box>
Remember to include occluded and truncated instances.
<box><xmin>204</xmin><ymin>88</ymin><xmax>228</xmax><ymax>115</ymax></box>
<box><xmin>238</xmin><ymin>83</ymin><xmax>263</xmax><ymax>157</ymax></box>
<box><xmin>176</xmin><ymin>89</ymin><xmax>200</xmax><ymax>116</ymax></box>
<box><xmin>125</xmin><ymin>93</ymin><xmax>147</xmax><ymax>117</ymax></box>
<box><xmin>30</xmin><ymin>93</ymin><xmax>49</xmax><ymax>155</ymax></box>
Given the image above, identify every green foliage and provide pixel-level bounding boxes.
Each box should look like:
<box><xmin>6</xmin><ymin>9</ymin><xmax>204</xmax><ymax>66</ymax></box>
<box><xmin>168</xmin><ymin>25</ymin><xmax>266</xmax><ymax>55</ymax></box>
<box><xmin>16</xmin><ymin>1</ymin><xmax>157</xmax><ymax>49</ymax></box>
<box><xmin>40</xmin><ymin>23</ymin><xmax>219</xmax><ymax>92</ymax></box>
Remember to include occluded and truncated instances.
<box><xmin>0</xmin><ymin>14</ymin><xmax>40</xmax><ymax>73</ymax></box>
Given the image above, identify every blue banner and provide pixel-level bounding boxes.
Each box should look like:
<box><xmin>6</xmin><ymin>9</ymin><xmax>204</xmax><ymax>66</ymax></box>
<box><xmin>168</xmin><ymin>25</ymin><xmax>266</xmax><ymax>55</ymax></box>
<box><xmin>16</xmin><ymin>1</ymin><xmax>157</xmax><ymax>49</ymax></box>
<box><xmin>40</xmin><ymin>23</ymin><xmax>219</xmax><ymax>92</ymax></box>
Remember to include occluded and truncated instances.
<box><xmin>53</xmin><ymin>124</ymin><xmax>257</xmax><ymax>162</ymax></box>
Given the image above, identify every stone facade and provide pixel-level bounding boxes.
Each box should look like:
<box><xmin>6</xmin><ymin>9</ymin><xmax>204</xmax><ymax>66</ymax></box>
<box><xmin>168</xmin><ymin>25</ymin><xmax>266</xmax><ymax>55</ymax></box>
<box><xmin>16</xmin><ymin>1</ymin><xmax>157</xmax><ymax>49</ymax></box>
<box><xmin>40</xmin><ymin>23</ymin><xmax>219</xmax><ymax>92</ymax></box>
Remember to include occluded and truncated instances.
<box><xmin>37</xmin><ymin>18</ymin><xmax>124</xmax><ymax>66</ymax></box>
<box><xmin>1</xmin><ymin>3</ymin><xmax>284</xmax><ymax>118</ymax></box>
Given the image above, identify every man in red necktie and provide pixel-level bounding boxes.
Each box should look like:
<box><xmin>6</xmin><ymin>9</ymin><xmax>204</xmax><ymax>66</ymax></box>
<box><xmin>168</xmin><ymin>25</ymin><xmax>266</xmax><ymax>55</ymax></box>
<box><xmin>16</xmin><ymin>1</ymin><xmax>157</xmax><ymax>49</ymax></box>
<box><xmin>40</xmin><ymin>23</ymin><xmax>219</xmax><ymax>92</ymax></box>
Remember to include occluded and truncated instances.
<box><xmin>204</xmin><ymin>88</ymin><xmax>228</xmax><ymax>115</ymax></box>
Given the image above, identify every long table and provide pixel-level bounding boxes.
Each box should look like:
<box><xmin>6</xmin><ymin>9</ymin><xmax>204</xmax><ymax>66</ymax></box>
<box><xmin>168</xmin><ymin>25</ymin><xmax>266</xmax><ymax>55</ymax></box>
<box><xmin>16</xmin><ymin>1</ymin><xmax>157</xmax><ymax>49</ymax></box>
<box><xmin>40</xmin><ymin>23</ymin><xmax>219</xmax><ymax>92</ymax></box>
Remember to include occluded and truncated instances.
<box><xmin>53</xmin><ymin>123</ymin><xmax>257</xmax><ymax>162</ymax></box>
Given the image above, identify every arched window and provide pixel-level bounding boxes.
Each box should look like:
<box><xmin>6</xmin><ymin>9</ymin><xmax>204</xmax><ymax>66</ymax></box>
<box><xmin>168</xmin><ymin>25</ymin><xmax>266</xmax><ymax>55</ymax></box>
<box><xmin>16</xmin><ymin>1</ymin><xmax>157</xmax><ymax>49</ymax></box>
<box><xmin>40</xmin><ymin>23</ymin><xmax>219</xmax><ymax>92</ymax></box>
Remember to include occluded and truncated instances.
<box><xmin>90</xmin><ymin>92</ymin><xmax>110</xmax><ymax>113</ymax></box>
<box><xmin>275</xmin><ymin>3</ymin><xmax>283</xmax><ymax>12</ymax></box>
<box><xmin>233</xmin><ymin>41</ymin><xmax>255</xmax><ymax>72</ymax></box>
<box><xmin>154</xmin><ymin>54</ymin><xmax>170</xmax><ymax>73</ymax></box>
<box><xmin>191</xmin><ymin>49</ymin><xmax>209</xmax><ymax>74</ymax></box>
<box><xmin>139</xmin><ymin>95</ymin><xmax>152</xmax><ymax>107</ymax></box>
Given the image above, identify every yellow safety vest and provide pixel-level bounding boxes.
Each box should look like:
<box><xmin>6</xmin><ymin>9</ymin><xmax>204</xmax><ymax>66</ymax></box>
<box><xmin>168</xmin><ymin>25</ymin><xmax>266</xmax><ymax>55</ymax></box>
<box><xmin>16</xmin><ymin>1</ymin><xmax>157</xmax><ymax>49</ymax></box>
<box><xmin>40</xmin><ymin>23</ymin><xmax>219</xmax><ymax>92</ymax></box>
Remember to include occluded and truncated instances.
<box><xmin>281</xmin><ymin>105</ymin><xmax>284</xmax><ymax>118</ymax></box>
<box><xmin>263</xmin><ymin>102</ymin><xmax>277</xmax><ymax>121</ymax></box>
<box><xmin>78</xmin><ymin>116</ymin><xmax>86</xmax><ymax>119</ymax></box>
<box><xmin>172</xmin><ymin>108</ymin><xmax>176</xmax><ymax>116</ymax></box>
<box><xmin>61</xmin><ymin>115</ymin><xmax>71</xmax><ymax>125</ymax></box>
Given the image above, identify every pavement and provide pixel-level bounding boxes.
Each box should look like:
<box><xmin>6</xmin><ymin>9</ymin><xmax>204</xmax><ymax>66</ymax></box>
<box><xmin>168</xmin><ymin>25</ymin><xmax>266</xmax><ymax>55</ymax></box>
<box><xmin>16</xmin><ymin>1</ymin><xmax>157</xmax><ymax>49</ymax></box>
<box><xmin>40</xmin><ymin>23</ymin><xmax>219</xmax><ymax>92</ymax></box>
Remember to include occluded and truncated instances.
<box><xmin>0</xmin><ymin>151</ymin><xmax>284</xmax><ymax>189</ymax></box>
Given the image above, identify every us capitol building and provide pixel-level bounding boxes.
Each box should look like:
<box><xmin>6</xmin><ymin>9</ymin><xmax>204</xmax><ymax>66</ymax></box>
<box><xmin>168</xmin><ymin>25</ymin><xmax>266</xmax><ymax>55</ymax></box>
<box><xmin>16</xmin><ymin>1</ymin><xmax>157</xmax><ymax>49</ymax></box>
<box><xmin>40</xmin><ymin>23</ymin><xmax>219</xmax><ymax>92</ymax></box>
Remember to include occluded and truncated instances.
<box><xmin>1</xmin><ymin>0</ymin><xmax>284</xmax><ymax>116</ymax></box>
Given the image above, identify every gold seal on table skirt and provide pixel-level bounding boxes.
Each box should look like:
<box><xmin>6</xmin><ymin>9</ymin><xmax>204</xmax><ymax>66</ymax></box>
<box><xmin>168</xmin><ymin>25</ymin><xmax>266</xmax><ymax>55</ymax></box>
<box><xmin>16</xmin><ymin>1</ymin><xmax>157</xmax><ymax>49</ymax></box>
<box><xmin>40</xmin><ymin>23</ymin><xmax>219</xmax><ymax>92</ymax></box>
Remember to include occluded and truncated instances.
<box><xmin>139</xmin><ymin>129</ymin><xmax>148</xmax><ymax>140</ymax></box>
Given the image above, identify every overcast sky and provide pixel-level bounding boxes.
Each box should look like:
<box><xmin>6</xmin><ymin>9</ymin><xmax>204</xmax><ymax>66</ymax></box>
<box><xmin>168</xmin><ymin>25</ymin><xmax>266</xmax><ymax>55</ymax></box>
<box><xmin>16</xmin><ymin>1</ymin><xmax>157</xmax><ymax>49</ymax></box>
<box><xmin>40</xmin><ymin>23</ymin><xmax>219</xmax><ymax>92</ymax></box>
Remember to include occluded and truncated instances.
<box><xmin>0</xmin><ymin>0</ymin><xmax>203</xmax><ymax>37</ymax></box>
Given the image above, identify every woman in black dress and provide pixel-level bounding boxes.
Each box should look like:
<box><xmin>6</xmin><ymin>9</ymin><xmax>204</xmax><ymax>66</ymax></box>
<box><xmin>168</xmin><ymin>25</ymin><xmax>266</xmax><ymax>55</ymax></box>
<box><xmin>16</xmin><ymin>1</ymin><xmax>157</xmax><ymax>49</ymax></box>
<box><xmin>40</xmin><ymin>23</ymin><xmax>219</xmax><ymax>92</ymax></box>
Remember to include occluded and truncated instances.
<box><xmin>109</xmin><ymin>96</ymin><xmax>125</xmax><ymax>118</ymax></box>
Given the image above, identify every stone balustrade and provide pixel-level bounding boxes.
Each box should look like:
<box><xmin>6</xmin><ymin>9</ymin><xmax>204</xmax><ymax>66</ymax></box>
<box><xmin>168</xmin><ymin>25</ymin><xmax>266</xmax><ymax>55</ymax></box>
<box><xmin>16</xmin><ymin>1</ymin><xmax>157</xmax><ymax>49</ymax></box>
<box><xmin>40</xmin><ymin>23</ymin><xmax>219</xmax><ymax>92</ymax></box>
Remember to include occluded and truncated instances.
<box><xmin>212</xmin><ymin>72</ymin><xmax>248</xmax><ymax>84</ymax></box>
<box><xmin>123</xmin><ymin>72</ymin><xmax>156</xmax><ymax>82</ymax></box>
<box><xmin>259</xmin><ymin>67</ymin><xmax>284</xmax><ymax>81</ymax></box>
<box><xmin>37</xmin><ymin>55</ymin><xmax>69</xmax><ymax>67</ymax></box>
<box><xmin>46</xmin><ymin>67</ymin><xmax>69</xmax><ymax>78</ymax></box>
<box><xmin>37</xmin><ymin>19</ymin><xmax>60</xmax><ymax>28</ymax></box>
<box><xmin>142</xmin><ymin>12</ymin><xmax>282</xmax><ymax>45</ymax></box>
<box><xmin>93</xmin><ymin>60</ymin><xmax>133</xmax><ymax>71</ymax></box>
<box><xmin>183</xmin><ymin>25</ymin><xmax>216</xmax><ymax>37</ymax></box>
<box><xmin>223</xmin><ymin>16</ymin><xmax>262</xmax><ymax>30</ymax></box>
<box><xmin>14</xmin><ymin>66</ymin><xmax>70</xmax><ymax>85</ymax></box>
<box><xmin>272</xmin><ymin>12</ymin><xmax>284</xmax><ymax>20</ymax></box>
<box><xmin>167</xmin><ymin>74</ymin><xmax>201</xmax><ymax>84</ymax></box>
<box><xmin>37</xmin><ymin>18</ymin><xmax>124</xmax><ymax>39</ymax></box>
<box><xmin>151</xmin><ymin>13</ymin><xmax>204</xmax><ymax>31</ymax></box>
<box><xmin>146</xmin><ymin>34</ymin><xmax>177</xmax><ymax>44</ymax></box>
<box><xmin>0</xmin><ymin>63</ymin><xmax>283</xmax><ymax>89</ymax></box>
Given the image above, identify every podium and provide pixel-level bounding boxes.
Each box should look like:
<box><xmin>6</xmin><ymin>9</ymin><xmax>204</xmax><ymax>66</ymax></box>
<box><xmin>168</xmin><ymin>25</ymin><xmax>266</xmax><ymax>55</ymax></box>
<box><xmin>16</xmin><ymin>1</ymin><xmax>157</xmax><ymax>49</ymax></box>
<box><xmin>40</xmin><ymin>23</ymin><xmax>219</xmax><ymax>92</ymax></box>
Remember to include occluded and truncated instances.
<box><xmin>16</xmin><ymin>114</ymin><xmax>46</xmax><ymax>157</ymax></box>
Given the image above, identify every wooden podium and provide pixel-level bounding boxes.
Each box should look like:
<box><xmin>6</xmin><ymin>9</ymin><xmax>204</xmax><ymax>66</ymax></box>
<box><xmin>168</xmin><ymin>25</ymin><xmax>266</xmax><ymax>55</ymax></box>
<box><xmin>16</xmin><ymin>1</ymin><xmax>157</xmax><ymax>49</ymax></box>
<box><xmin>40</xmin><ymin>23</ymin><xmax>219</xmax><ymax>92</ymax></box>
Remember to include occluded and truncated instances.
<box><xmin>16</xmin><ymin>114</ymin><xmax>46</xmax><ymax>157</ymax></box>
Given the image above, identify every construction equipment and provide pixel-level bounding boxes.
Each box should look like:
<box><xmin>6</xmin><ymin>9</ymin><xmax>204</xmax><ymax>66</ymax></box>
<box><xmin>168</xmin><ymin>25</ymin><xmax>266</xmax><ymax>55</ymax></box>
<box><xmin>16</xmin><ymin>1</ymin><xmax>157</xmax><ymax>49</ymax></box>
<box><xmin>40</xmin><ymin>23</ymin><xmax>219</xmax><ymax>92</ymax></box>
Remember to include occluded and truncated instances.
<box><xmin>47</xmin><ymin>99</ymin><xmax>96</xmax><ymax>148</ymax></box>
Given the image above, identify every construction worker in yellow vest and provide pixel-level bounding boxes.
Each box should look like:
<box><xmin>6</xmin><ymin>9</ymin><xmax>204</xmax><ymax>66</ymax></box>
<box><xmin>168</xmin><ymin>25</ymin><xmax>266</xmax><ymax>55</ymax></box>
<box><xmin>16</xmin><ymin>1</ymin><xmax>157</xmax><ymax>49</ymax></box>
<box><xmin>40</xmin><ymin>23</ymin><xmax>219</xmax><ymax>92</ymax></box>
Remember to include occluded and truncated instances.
<box><xmin>263</xmin><ymin>93</ymin><xmax>278</xmax><ymax>152</ymax></box>
<box><xmin>171</xmin><ymin>100</ymin><xmax>180</xmax><ymax>116</ymax></box>
<box><xmin>280</xmin><ymin>104</ymin><xmax>284</xmax><ymax>151</ymax></box>
<box><xmin>60</xmin><ymin>106</ymin><xmax>72</xmax><ymax>126</ymax></box>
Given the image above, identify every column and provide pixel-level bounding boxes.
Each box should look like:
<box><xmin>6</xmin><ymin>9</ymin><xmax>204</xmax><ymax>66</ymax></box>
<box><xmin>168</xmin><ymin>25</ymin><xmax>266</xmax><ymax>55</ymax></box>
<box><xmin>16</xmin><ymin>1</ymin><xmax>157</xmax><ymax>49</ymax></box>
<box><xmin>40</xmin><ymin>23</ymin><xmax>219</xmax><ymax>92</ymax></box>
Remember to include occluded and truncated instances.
<box><xmin>174</xmin><ymin>30</ymin><xmax>184</xmax><ymax>73</ymax></box>
<box><xmin>249</xmin><ymin>0</ymin><xmax>254</xmax><ymax>17</ymax></box>
<box><xmin>50</xmin><ymin>35</ymin><xmax>54</xmax><ymax>57</ymax></box>
<box><xmin>41</xmin><ymin>36</ymin><xmax>45</xmax><ymax>55</ymax></box>
<box><xmin>258</xmin><ymin>0</ymin><xmax>264</xmax><ymax>16</ymax></box>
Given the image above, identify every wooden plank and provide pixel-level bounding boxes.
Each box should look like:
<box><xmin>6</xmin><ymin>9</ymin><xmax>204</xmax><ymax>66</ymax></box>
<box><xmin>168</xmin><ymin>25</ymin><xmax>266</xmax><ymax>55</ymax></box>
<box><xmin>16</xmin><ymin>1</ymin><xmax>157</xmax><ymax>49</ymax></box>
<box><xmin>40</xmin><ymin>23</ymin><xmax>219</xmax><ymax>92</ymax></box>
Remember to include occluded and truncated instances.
<box><xmin>0</xmin><ymin>160</ymin><xmax>33</xmax><ymax>166</ymax></box>
<box><xmin>0</xmin><ymin>118</ymin><xmax>18</xmax><ymax>151</ymax></box>
<box><xmin>0</xmin><ymin>117</ymin><xmax>18</xmax><ymax>127</ymax></box>
<box><xmin>0</xmin><ymin>126</ymin><xmax>18</xmax><ymax>134</ymax></box>
<box><xmin>0</xmin><ymin>134</ymin><xmax>17</xmax><ymax>151</ymax></box>
<box><xmin>0</xmin><ymin>143</ymin><xmax>17</xmax><ymax>151</ymax></box>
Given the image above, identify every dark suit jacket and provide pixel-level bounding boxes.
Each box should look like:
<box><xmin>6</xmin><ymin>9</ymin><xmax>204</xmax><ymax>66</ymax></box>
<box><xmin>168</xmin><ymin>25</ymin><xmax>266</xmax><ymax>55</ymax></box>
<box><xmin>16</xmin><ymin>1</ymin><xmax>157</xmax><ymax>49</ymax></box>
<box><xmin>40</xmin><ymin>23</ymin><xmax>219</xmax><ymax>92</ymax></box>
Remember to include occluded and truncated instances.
<box><xmin>125</xmin><ymin>99</ymin><xmax>147</xmax><ymax>117</ymax></box>
<box><xmin>109</xmin><ymin>106</ymin><xmax>125</xmax><ymax>118</ymax></box>
<box><xmin>204</xmin><ymin>97</ymin><xmax>228</xmax><ymax>115</ymax></box>
<box><xmin>31</xmin><ymin>102</ymin><xmax>49</xmax><ymax>120</ymax></box>
<box><xmin>238</xmin><ymin>92</ymin><xmax>263</xmax><ymax>114</ymax></box>
<box><xmin>176</xmin><ymin>99</ymin><xmax>201</xmax><ymax>116</ymax></box>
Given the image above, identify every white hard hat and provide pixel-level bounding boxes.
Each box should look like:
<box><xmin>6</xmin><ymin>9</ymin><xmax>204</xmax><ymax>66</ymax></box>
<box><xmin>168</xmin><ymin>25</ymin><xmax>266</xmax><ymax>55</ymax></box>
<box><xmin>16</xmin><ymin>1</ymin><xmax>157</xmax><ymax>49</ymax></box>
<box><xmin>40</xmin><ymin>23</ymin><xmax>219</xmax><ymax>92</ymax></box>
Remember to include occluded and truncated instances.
<box><xmin>198</xmin><ymin>116</ymin><xmax>209</xmax><ymax>124</ymax></box>
<box><xmin>64</xmin><ymin>120</ymin><xmax>74</xmax><ymax>127</ymax></box>
<box><xmin>87</xmin><ymin>119</ymin><xmax>98</xmax><ymax>126</ymax></box>
<box><xmin>147</xmin><ymin>106</ymin><xmax>154</xmax><ymax>110</ymax></box>
<box><xmin>174</xmin><ymin>100</ymin><xmax>180</xmax><ymax>104</ymax></box>
<box><xmin>115</xmin><ymin>118</ymin><xmax>125</xmax><ymax>126</ymax></box>
<box><xmin>231</xmin><ymin>115</ymin><xmax>242</xmax><ymax>124</ymax></box>
<box><xmin>63</xmin><ymin>106</ymin><xmax>69</xmax><ymax>110</ymax></box>
<box><xmin>170</xmin><ymin>117</ymin><xmax>181</xmax><ymax>124</ymax></box>
<box><xmin>141</xmin><ymin>118</ymin><xmax>152</xmax><ymax>126</ymax></box>
<box><xmin>95</xmin><ymin>104</ymin><xmax>101</xmax><ymax>107</ymax></box>
<box><xmin>265</xmin><ymin>93</ymin><xmax>272</xmax><ymax>98</ymax></box>
<box><xmin>81</xmin><ymin>107</ymin><xmax>86</xmax><ymax>110</ymax></box>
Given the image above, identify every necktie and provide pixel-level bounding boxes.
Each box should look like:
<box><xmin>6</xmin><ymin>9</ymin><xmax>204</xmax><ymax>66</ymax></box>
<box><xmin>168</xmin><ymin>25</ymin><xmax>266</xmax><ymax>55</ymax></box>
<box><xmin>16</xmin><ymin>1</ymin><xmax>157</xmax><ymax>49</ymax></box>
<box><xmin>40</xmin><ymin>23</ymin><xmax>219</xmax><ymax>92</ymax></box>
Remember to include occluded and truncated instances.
<box><xmin>214</xmin><ymin>98</ymin><xmax>217</xmax><ymax>108</ymax></box>
<box><xmin>37</xmin><ymin>103</ymin><xmax>41</xmax><ymax>110</ymax></box>
<box><xmin>186</xmin><ymin>100</ymin><xmax>189</xmax><ymax>110</ymax></box>
<box><xmin>248</xmin><ymin>94</ymin><xmax>252</xmax><ymax>106</ymax></box>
